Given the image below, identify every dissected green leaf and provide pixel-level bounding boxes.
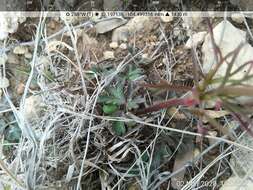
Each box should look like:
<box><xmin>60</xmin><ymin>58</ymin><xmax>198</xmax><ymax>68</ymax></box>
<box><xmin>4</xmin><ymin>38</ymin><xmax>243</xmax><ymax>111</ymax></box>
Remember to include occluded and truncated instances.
<box><xmin>127</xmin><ymin>67</ymin><xmax>142</xmax><ymax>81</ymax></box>
<box><xmin>112</xmin><ymin>121</ymin><xmax>126</xmax><ymax>136</ymax></box>
<box><xmin>109</xmin><ymin>84</ymin><xmax>125</xmax><ymax>105</ymax></box>
<box><xmin>103</xmin><ymin>104</ymin><xmax>118</xmax><ymax>114</ymax></box>
<box><xmin>110</xmin><ymin>85</ymin><xmax>124</xmax><ymax>99</ymax></box>
<box><xmin>127</xmin><ymin>101</ymin><xmax>139</xmax><ymax>110</ymax></box>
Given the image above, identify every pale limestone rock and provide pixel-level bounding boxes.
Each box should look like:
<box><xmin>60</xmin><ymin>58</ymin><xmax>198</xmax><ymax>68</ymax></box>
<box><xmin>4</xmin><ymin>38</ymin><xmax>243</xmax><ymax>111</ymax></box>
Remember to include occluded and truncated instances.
<box><xmin>220</xmin><ymin>175</ymin><xmax>253</xmax><ymax>190</ymax></box>
<box><xmin>119</xmin><ymin>43</ymin><xmax>127</xmax><ymax>50</ymax></box>
<box><xmin>142</xmin><ymin>53</ymin><xmax>149</xmax><ymax>59</ymax></box>
<box><xmin>13</xmin><ymin>46</ymin><xmax>28</xmax><ymax>55</ymax></box>
<box><xmin>112</xmin><ymin>17</ymin><xmax>158</xmax><ymax>43</ymax></box>
<box><xmin>202</xmin><ymin>20</ymin><xmax>253</xmax><ymax>85</ymax></box>
<box><xmin>109</xmin><ymin>42</ymin><xmax>118</xmax><ymax>49</ymax></box>
<box><xmin>0</xmin><ymin>77</ymin><xmax>10</xmax><ymax>88</ymax></box>
<box><xmin>160</xmin><ymin>16</ymin><xmax>173</xmax><ymax>23</ymax></box>
<box><xmin>95</xmin><ymin>17</ymin><xmax>127</xmax><ymax>34</ymax></box>
<box><xmin>103</xmin><ymin>51</ymin><xmax>114</xmax><ymax>60</ymax></box>
<box><xmin>231</xmin><ymin>13</ymin><xmax>244</xmax><ymax>24</ymax></box>
<box><xmin>201</xmin><ymin>20</ymin><xmax>253</xmax><ymax>104</ymax></box>
<box><xmin>0</xmin><ymin>12</ymin><xmax>26</xmax><ymax>40</ymax></box>
<box><xmin>25</xmin><ymin>52</ymin><xmax>33</xmax><ymax>59</ymax></box>
<box><xmin>185</xmin><ymin>31</ymin><xmax>207</xmax><ymax>49</ymax></box>
<box><xmin>112</xmin><ymin>26</ymin><xmax>129</xmax><ymax>42</ymax></box>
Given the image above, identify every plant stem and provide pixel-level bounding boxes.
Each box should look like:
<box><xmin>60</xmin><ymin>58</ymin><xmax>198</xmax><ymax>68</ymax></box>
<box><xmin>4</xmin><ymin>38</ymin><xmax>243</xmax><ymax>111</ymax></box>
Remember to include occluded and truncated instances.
<box><xmin>134</xmin><ymin>98</ymin><xmax>197</xmax><ymax>115</ymax></box>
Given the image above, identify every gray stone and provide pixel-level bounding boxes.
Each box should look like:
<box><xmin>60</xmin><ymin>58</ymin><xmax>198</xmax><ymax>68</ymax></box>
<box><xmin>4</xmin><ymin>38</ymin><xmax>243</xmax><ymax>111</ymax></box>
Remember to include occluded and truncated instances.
<box><xmin>202</xmin><ymin>20</ymin><xmax>253</xmax><ymax>85</ymax></box>
<box><xmin>112</xmin><ymin>17</ymin><xmax>158</xmax><ymax>43</ymax></box>
<box><xmin>95</xmin><ymin>17</ymin><xmax>127</xmax><ymax>34</ymax></box>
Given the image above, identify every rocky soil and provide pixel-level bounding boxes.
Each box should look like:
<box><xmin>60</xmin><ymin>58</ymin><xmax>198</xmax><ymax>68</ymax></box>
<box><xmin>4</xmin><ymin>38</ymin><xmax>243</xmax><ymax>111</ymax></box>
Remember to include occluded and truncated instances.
<box><xmin>1</xmin><ymin>8</ymin><xmax>253</xmax><ymax>190</ymax></box>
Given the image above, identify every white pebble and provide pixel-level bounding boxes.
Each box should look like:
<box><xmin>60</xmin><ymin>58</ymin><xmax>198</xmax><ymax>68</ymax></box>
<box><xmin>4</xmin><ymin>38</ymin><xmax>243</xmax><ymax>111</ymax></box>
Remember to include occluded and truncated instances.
<box><xmin>185</xmin><ymin>31</ymin><xmax>207</xmax><ymax>49</ymax></box>
<box><xmin>231</xmin><ymin>13</ymin><xmax>244</xmax><ymax>24</ymax></box>
<box><xmin>103</xmin><ymin>51</ymin><xmax>115</xmax><ymax>60</ymax></box>
<box><xmin>142</xmin><ymin>53</ymin><xmax>149</xmax><ymax>59</ymax></box>
<box><xmin>25</xmin><ymin>52</ymin><xmax>33</xmax><ymax>59</ymax></box>
<box><xmin>160</xmin><ymin>16</ymin><xmax>173</xmax><ymax>23</ymax></box>
<box><xmin>13</xmin><ymin>46</ymin><xmax>28</xmax><ymax>55</ymax></box>
<box><xmin>119</xmin><ymin>43</ymin><xmax>127</xmax><ymax>50</ymax></box>
<box><xmin>0</xmin><ymin>77</ymin><xmax>10</xmax><ymax>88</ymax></box>
<box><xmin>109</xmin><ymin>42</ymin><xmax>118</xmax><ymax>49</ymax></box>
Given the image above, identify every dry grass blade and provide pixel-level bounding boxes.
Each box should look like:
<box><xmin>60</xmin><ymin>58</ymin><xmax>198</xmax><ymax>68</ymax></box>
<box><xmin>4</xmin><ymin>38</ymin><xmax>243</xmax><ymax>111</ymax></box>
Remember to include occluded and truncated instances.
<box><xmin>0</xmin><ymin>159</ymin><xmax>25</xmax><ymax>189</ymax></box>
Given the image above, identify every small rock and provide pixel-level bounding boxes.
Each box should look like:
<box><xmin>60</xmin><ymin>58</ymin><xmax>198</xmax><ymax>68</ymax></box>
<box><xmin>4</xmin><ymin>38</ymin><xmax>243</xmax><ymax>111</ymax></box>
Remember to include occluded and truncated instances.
<box><xmin>127</xmin><ymin>17</ymin><xmax>157</xmax><ymax>34</ymax></box>
<box><xmin>23</xmin><ymin>95</ymin><xmax>43</xmax><ymax>120</ymax></box>
<box><xmin>24</xmin><ymin>52</ymin><xmax>33</xmax><ymax>59</ymax></box>
<box><xmin>160</xmin><ymin>16</ymin><xmax>173</xmax><ymax>23</ymax></box>
<box><xmin>13</xmin><ymin>46</ymin><xmax>28</xmax><ymax>55</ymax></box>
<box><xmin>185</xmin><ymin>31</ymin><xmax>207</xmax><ymax>49</ymax></box>
<box><xmin>202</xmin><ymin>20</ymin><xmax>253</xmax><ymax>85</ymax></box>
<box><xmin>119</xmin><ymin>43</ymin><xmax>127</xmax><ymax>50</ymax></box>
<box><xmin>109</xmin><ymin>42</ymin><xmax>118</xmax><ymax>49</ymax></box>
<box><xmin>112</xmin><ymin>17</ymin><xmax>158</xmax><ymax>43</ymax></box>
<box><xmin>142</xmin><ymin>53</ymin><xmax>149</xmax><ymax>59</ymax></box>
<box><xmin>0</xmin><ymin>77</ymin><xmax>10</xmax><ymax>88</ymax></box>
<box><xmin>103</xmin><ymin>51</ymin><xmax>115</xmax><ymax>60</ymax></box>
<box><xmin>0</xmin><ymin>13</ymin><xmax>26</xmax><ymax>40</ymax></box>
<box><xmin>231</xmin><ymin>13</ymin><xmax>244</xmax><ymax>24</ymax></box>
<box><xmin>95</xmin><ymin>17</ymin><xmax>127</xmax><ymax>34</ymax></box>
<box><xmin>111</xmin><ymin>26</ymin><xmax>129</xmax><ymax>42</ymax></box>
<box><xmin>220</xmin><ymin>175</ymin><xmax>253</xmax><ymax>190</ymax></box>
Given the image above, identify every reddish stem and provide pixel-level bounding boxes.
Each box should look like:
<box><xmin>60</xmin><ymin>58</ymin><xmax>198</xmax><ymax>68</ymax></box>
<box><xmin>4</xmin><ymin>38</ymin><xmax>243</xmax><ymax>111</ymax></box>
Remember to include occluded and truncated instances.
<box><xmin>135</xmin><ymin>98</ymin><xmax>198</xmax><ymax>115</ymax></box>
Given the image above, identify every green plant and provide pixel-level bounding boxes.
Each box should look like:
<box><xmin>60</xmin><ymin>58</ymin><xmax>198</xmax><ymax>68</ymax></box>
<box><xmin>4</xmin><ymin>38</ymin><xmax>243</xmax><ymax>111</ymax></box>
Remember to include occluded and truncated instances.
<box><xmin>0</xmin><ymin>116</ymin><xmax>21</xmax><ymax>154</ymax></box>
<box><xmin>134</xmin><ymin>18</ymin><xmax>253</xmax><ymax>138</ymax></box>
<box><xmin>95</xmin><ymin>63</ymin><xmax>144</xmax><ymax>136</ymax></box>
